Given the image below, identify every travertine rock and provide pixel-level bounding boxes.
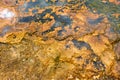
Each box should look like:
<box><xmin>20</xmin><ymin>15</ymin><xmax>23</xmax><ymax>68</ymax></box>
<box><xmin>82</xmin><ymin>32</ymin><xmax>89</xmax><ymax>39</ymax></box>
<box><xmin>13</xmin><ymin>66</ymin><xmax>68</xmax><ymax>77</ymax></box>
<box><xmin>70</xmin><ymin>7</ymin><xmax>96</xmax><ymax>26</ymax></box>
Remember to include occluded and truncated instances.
<box><xmin>0</xmin><ymin>0</ymin><xmax>120</xmax><ymax>80</ymax></box>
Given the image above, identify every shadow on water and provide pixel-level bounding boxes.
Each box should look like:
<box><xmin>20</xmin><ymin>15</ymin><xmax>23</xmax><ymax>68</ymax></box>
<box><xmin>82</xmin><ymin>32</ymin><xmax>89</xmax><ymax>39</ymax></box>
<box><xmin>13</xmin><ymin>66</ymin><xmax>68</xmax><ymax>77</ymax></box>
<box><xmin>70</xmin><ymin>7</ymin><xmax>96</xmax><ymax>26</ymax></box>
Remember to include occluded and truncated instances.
<box><xmin>0</xmin><ymin>26</ymin><xmax>12</xmax><ymax>37</ymax></box>
<box><xmin>57</xmin><ymin>29</ymin><xmax>67</xmax><ymax>36</ymax></box>
<box><xmin>24</xmin><ymin>0</ymin><xmax>48</xmax><ymax>12</ymax></box>
<box><xmin>72</xmin><ymin>39</ymin><xmax>91</xmax><ymax>50</ymax></box>
<box><xmin>19</xmin><ymin>8</ymin><xmax>52</xmax><ymax>23</ymax></box>
<box><xmin>19</xmin><ymin>16</ymin><xmax>33</xmax><ymax>22</ymax></box>
<box><xmin>21</xmin><ymin>0</ymin><xmax>67</xmax><ymax>12</ymax></box>
<box><xmin>87</xmin><ymin>17</ymin><xmax>104</xmax><ymax>25</ymax></box>
<box><xmin>42</xmin><ymin>13</ymin><xmax>72</xmax><ymax>35</ymax></box>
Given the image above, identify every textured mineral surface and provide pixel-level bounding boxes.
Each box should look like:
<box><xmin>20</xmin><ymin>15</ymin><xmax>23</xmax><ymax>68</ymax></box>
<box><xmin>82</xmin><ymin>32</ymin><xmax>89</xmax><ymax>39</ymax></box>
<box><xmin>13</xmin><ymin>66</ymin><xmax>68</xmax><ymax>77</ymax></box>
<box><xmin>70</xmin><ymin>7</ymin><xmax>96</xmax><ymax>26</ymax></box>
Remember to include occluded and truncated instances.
<box><xmin>0</xmin><ymin>0</ymin><xmax>120</xmax><ymax>80</ymax></box>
